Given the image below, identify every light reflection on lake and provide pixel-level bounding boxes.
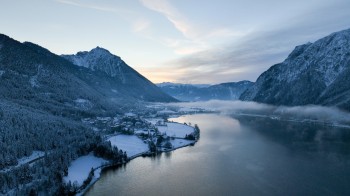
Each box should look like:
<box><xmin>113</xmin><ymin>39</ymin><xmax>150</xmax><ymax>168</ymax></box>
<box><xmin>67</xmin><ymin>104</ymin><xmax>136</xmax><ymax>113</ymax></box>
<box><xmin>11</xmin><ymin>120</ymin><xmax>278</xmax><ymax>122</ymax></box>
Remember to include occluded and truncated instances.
<box><xmin>86</xmin><ymin>113</ymin><xmax>350</xmax><ymax>195</ymax></box>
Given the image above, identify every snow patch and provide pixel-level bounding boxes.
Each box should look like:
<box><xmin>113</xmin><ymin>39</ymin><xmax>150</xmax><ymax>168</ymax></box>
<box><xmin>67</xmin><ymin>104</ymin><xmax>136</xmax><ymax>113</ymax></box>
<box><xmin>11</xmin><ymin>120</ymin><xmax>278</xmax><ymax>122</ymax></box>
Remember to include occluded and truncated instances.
<box><xmin>74</xmin><ymin>99</ymin><xmax>93</xmax><ymax>110</ymax></box>
<box><xmin>0</xmin><ymin>70</ymin><xmax>5</xmax><ymax>77</ymax></box>
<box><xmin>0</xmin><ymin>151</ymin><xmax>45</xmax><ymax>172</ymax></box>
<box><xmin>64</xmin><ymin>154</ymin><xmax>108</xmax><ymax>186</ymax></box>
<box><xmin>145</xmin><ymin>118</ymin><xmax>164</xmax><ymax>125</ymax></box>
<box><xmin>108</xmin><ymin>135</ymin><xmax>149</xmax><ymax>157</ymax></box>
<box><xmin>125</xmin><ymin>112</ymin><xmax>136</xmax><ymax>117</ymax></box>
<box><xmin>29</xmin><ymin>65</ymin><xmax>43</xmax><ymax>88</ymax></box>
<box><xmin>17</xmin><ymin>151</ymin><xmax>45</xmax><ymax>166</ymax></box>
<box><xmin>29</xmin><ymin>75</ymin><xmax>39</xmax><ymax>87</ymax></box>
<box><xmin>157</xmin><ymin>122</ymin><xmax>195</xmax><ymax>138</ymax></box>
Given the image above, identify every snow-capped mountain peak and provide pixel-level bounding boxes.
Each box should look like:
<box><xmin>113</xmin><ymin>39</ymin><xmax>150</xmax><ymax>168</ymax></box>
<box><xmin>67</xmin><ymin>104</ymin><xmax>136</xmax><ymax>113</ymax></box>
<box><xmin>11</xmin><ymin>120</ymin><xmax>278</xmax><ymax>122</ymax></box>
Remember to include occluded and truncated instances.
<box><xmin>62</xmin><ymin>47</ymin><xmax>125</xmax><ymax>80</ymax></box>
<box><xmin>240</xmin><ymin>28</ymin><xmax>350</xmax><ymax>110</ymax></box>
<box><xmin>89</xmin><ymin>46</ymin><xmax>116</xmax><ymax>58</ymax></box>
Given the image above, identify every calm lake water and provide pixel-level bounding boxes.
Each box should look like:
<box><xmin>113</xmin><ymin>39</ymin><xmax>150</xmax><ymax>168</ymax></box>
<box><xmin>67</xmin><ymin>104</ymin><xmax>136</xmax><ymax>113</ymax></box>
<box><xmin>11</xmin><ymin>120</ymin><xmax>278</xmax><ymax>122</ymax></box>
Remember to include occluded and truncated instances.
<box><xmin>86</xmin><ymin>113</ymin><xmax>350</xmax><ymax>195</ymax></box>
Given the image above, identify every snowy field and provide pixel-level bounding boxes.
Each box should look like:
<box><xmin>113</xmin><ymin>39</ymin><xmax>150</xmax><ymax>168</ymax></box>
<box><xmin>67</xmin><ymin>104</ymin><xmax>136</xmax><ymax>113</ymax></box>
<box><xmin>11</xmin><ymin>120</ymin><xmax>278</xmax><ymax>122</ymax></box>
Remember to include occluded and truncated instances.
<box><xmin>108</xmin><ymin>135</ymin><xmax>149</xmax><ymax>157</ymax></box>
<box><xmin>63</xmin><ymin>154</ymin><xmax>108</xmax><ymax>186</ymax></box>
<box><xmin>157</xmin><ymin>122</ymin><xmax>194</xmax><ymax>138</ymax></box>
<box><xmin>145</xmin><ymin>118</ymin><xmax>164</xmax><ymax>125</ymax></box>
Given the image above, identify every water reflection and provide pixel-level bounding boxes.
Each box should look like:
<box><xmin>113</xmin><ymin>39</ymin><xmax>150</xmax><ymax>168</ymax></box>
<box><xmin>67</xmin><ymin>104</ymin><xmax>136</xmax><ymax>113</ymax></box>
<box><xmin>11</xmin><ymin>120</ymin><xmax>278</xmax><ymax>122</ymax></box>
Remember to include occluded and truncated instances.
<box><xmin>164</xmin><ymin>152</ymin><xmax>172</xmax><ymax>158</ymax></box>
<box><xmin>235</xmin><ymin>114</ymin><xmax>350</xmax><ymax>156</ymax></box>
<box><xmin>86</xmin><ymin>114</ymin><xmax>350</xmax><ymax>196</ymax></box>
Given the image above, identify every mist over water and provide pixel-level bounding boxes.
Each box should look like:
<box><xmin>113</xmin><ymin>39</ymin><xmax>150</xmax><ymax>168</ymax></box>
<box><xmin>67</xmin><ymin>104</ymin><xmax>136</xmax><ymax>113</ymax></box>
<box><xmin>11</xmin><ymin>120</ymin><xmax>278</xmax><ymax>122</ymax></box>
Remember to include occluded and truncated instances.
<box><xmin>168</xmin><ymin>100</ymin><xmax>350</xmax><ymax>125</ymax></box>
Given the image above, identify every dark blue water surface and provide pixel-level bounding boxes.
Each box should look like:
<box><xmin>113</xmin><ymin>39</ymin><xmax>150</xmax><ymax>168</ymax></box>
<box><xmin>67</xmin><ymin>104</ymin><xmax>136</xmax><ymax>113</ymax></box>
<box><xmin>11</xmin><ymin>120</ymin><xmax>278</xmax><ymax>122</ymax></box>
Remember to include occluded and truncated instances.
<box><xmin>86</xmin><ymin>114</ymin><xmax>350</xmax><ymax>196</ymax></box>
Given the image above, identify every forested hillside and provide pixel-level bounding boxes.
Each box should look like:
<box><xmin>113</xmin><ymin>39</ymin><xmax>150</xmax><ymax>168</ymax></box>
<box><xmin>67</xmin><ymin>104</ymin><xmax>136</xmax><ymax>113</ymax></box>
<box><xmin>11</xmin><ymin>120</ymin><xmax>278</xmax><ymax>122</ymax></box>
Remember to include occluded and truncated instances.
<box><xmin>0</xmin><ymin>33</ymin><xmax>169</xmax><ymax>194</ymax></box>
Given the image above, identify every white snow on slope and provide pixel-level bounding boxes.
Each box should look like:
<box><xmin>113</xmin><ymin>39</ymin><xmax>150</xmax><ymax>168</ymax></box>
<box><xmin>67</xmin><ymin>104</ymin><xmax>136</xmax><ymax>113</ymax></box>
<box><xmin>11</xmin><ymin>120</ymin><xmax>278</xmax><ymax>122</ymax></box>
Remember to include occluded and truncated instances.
<box><xmin>1</xmin><ymin>151</ymin><xmax>45</xmax><ymax>172</ymax></box>
<box><xmin>157</xmin><ymin>122</ymin><xmax>194</xmax><ymax>138</ymax></box>
<box><xmin>18</xmin><ymin>151</ymin><xmax>45</xmax><ymax>165</ymax></box>
<box><xmin>29</xmin><ymin>64</ymin><xmax>43</xmax><ymax>88</ymax></box>
<box><xmin>64</xmin><ymin>154</ymin><xmax>108</xmax><ymax>186</ymax></box>
<box><xmin>108</xmin><ymin>135</ymin><xmax>149</xmax><ymax>157</ymax></box>
<box><xmin>29</xmin><ymin>75</ymin><xmax>39</xmax><ymax>88</ymax></box>
<box><xmin>74</xmin><ymin>98</ymin><xmax>93</xmax><ymax>110</ymax></box>
<box><xmin>62</xmin><ymin>47</ymin><xmax>126</xmax><ymax>82</ymax></box>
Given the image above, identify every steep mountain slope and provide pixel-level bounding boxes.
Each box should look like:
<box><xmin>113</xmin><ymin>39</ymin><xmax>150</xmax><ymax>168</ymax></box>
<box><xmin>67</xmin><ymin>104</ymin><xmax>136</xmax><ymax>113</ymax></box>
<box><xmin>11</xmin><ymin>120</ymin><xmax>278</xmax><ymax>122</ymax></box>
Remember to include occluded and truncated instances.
<box><xmin>62</xmin><ymin>47</ymin><xmax>176</xmax><ymax>102</ymax></box>
<box><xmin>0</xmin><ymin>34</ymin><xmax>113</xmax><ymax>117</ymax></box>
<box><xmin>0</xmin><ymin>34</ymin><xmax>176</xmax><ymax>118</ymax></box>
<box><xmin>240</xmin><ymin>28</ymin><xmax>350</xmax><ymax>111</ymax></box>
<box><xmin>62</xmin><ymin>47</ymin><xmax>127</xmax><ymax>79</ymax></box>
<box><xmin>0</xmin><ymin>34</ymin><xmax>113</xmax><ymax>194</ymax></box>
<box><xmin>158</xmin><ymin>81</ymin><xmax>253</xmax><ymax>101</ymax></box>
<box><xmin>317</xmin><ymin>67</ymin><xmax>350</xmax><ymax>110</ymax></box>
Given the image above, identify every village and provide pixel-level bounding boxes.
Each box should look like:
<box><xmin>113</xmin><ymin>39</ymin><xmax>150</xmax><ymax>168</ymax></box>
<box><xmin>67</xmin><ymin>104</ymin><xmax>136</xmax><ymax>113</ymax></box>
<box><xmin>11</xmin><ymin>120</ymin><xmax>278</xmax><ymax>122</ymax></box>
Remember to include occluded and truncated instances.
<box><xmin>81</xmin><ymin>109</ymin><xmax>200</xmax><ymax>151</ymax></box>
<box><xmin>63</xmin><ymin>106</ymin><xmax>201</xmax><ymax>194</ymax></box>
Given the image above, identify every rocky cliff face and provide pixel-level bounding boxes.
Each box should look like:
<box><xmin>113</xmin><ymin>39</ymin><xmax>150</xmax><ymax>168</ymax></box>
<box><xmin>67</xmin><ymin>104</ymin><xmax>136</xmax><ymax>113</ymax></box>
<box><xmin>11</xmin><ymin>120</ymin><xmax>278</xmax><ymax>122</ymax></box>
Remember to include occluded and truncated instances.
<box><xmin>62</xmin><ymin>47</ymin><xmax>177</xmax><ymax>103</ymax></box>
<box><xmin>62</xmin><ymin>47</ymin><xmax>126</xmax><ymax>81</ymax></box>
<box><xmin>240</xmin><ymin>28</ymin><xmax>350</xmax><ymax>111</ymax></box>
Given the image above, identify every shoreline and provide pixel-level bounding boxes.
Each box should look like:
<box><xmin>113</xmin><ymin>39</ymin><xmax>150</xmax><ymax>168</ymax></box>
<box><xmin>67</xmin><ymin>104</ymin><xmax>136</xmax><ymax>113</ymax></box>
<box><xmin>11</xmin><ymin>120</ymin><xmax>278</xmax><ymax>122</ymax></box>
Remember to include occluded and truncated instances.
<box><xmin>77</xmin><ymin>139</ymin><xmax>198</xmax><ymax>195</ymax></box>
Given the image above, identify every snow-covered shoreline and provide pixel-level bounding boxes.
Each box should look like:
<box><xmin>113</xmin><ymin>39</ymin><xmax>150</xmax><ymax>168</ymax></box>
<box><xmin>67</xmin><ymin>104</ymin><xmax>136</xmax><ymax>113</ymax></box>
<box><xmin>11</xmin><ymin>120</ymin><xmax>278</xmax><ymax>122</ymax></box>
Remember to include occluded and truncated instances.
<box><xmin>68</xmin><ymin>120</ymin><xmax>200</xmax><ymax>196</ymax></box>
<box><xmin>77</xmin><ymin>139</ymin><xmax>197</xmax><ymax>195</ymax></box>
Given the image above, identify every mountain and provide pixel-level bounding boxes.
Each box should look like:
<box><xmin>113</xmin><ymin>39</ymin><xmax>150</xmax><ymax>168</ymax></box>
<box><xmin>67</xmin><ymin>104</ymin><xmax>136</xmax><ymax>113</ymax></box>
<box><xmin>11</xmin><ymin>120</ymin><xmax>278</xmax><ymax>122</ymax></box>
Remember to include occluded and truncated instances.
<box><xmin>0</xmin><ymin>34</ymin><xmax>112</xmax><ymax>116</ymax></box>
<box><xmin>157</xmin><ymin>82</ymin><xmax>211</xmax><ymax>88</ymax></box>
<box><xmin>240</xmin><ymin>28</ymin><xmax>350</xmax><ymax>111</ymax></box>
<box><xmin>0</xmin><ymin>34</ymin><xmax>175</xmax><ymax>117</ymax></box>
<box><xmin>62</xmin><ymin>47</ymin><xmax>128</xmax><ymax>79</ymax></box>
<box><xmin>62</xmin><ymin>47</ymin><xmax>177</xmax><ymax>103</ymax></box>
<box><xmin>158</xmin><ymin>81</ymin><xmax>253</xmax><ymax>101</ymax></box>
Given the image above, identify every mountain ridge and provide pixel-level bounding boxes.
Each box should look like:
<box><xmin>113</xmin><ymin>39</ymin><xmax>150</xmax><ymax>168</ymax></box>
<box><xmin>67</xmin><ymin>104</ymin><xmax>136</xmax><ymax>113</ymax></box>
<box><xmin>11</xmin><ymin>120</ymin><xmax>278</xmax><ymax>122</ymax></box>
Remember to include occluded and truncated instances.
<box><xmin>240</xmin><ymin>28</ymin><xmax>350</xmax><ymax>111</ymax></box>
<box><xmin>158</xmin><ymin>80</ymin><xmax>253</xmax><ymax>101</ymax></box>
<box><xmin>62</xmin><ymin>46</ymin><xmax>177</xmax><ymax>103</ymax></box>
<box><xmin>0</xmin><ymin>33</ymin><xmax>176</xmax><ymax>117</ymax></box>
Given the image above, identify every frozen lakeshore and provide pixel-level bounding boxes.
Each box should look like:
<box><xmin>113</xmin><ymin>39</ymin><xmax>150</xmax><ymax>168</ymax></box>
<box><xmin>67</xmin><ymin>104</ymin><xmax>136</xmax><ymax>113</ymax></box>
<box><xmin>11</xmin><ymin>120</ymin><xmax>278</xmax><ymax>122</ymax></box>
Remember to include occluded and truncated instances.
<box><xmin>64</xmin><ymin>120</ymin><xmax>200</xmax><ymax>195</ymax></box>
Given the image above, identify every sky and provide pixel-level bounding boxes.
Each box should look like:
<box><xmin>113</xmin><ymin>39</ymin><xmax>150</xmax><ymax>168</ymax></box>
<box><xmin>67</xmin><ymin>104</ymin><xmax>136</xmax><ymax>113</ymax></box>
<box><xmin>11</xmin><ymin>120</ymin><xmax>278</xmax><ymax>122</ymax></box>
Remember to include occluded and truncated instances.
<box><xmin>1</xmin><ymin>0</ymin><xmax>350</xmax><ymax>84</ymax></box>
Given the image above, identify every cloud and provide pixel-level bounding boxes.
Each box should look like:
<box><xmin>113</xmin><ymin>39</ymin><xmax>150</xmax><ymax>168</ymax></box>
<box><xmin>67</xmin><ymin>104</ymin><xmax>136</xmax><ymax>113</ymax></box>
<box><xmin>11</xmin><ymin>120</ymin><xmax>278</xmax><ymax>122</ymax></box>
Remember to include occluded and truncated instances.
<box><xmin>139</xmin><ymin>0</ymin><xmax>210</xmax><ymax>55</ymax></box>
<box><xmin>139</xmin><ymin>0</ymin><xmax>240</xmax><ymax>56</ymax></box>
<box><xmin>132</xmin><ymin>18</ymin><xmax>151</xmax><ymax>33</ymax></box>
<box><xmin>161</xmin><ymin>0</ymin><xmax>350</xmax><ymax>84</ymax></box>
<box><xmin>55</xmin><ymin>0</ymin><xmax>135</xmax><ymax>14</ymax></box>
<box><xmin>139</xmin><ymin>0</ymin><xmax>196</xmax><ymax>39</ymax></box>
<box><xmin>55</xmin><ymin>0</ymin><xmax>154</xmax><ymax>39</ymax></box>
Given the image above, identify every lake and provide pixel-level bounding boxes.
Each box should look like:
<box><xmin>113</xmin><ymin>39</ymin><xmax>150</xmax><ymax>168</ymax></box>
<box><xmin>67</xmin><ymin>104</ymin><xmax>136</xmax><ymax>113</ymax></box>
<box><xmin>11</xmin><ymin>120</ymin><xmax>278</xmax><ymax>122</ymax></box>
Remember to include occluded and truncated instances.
<box><xmin>86</xmin><ymin>113</ymin><xmax>350</xmax><ymax>195</ymax></box>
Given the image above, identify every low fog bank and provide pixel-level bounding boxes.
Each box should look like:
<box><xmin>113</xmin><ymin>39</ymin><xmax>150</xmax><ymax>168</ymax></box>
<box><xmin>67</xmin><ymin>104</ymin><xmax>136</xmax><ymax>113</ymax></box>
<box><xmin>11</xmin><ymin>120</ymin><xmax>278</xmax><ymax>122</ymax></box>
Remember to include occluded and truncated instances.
<box><xmin>168</xmin><ymin>100</ymin><xmax>350</xmax><ymax>125</ymax></box>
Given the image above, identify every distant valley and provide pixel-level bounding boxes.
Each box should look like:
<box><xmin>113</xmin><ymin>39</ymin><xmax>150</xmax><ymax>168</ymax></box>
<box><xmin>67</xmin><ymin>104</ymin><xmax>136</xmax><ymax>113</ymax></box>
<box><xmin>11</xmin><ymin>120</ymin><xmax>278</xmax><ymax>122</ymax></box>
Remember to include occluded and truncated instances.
<box><xmin>157</xmin><ymin>81</ymin><xmax>253</xmax><ymax>101</ymax></box>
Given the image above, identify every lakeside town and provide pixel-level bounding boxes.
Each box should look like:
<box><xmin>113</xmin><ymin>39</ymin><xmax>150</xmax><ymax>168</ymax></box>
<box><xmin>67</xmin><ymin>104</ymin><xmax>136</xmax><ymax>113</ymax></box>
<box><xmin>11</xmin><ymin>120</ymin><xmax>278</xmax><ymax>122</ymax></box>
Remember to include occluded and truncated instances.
<box><xmin>63</xmin><ymin>105</ymin><xmax>203</xmax><ymax>195</ymax></box>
